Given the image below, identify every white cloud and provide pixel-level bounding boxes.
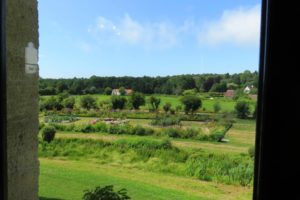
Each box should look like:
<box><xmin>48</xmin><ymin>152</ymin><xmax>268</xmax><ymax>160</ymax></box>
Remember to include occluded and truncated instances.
<box><xmin>199</xmin><ymin>4</ymin><xmax>261</xmax><ymax>46</ymax></box>
<box><xmin>89</xmin><ymin>14</ymin><xmax>180</xmax><ymax>48</ymax></box>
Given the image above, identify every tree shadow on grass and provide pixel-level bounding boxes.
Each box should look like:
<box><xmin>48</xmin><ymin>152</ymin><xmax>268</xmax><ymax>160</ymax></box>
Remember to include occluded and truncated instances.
<box><xmin>39</xmin><ymin>197</ymin><xmax>65</xmax><ymax>200</ymax></box>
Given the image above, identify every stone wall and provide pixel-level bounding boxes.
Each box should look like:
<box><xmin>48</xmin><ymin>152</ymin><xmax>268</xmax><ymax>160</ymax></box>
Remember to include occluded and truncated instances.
<box><xmin>6</xmin><ymin>0</ymin><xmax>39</xmax><ymax>199</ymax></box>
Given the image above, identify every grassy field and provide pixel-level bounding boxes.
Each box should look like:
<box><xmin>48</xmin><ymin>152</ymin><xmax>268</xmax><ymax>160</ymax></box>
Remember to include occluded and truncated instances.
<box><xmin>39</xmin><ymin>158</ymin><xmax>252</xmax><ymax>200</ymax></box>
<box><xmin>39</xmin><ymin>118</ymin><xmax>256</xmax><ymax>200</ymax></box>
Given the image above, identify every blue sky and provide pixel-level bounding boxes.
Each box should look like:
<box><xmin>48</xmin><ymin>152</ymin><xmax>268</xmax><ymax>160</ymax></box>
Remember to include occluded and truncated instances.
<box><xmin>38</xmin><ymin>0</ymin><xmax>261</xmax><ymax>78</ymax></box>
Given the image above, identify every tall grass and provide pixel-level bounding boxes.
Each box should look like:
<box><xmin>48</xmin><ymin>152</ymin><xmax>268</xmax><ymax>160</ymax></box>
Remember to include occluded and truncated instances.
<box><xmin>39</xmin><ymin>137</ymin><xmax>253</xmax><ymax>186</ymax></box>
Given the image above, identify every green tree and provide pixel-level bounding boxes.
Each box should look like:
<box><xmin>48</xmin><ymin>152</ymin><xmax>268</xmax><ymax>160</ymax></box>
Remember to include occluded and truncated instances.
<box><xmin>163</xmin><ymin>102</ymin><xmax>172</xmax><ymax>113</ymax></box>
<box><xmin>62</xmin><ymin>96</ymin><xmax>75</xmax><ymax>109</ymax></box>
<box><xmin>213</xmin><ymin>102</ymin><xmax>221</xmax><ymax>113</ymax></box>
<box><xmin>235</xmin><ymin>101</ymin><xmax>250</xmax><ymax>119</ymax></box>
<box><xmin>104</xmin><ymin>87</ymin><xmax>112</xmax><ymax>95</ymax></box>
<box><xmin>111</xmin><ymin>96</ymin><xmax>127</xmax><ymax>110</ymax></box>
<box><xmin>130</xmin><ymin>92</ymin><xmax>145</xmax><ymax>109</ymax></box>
<box><xmin>119</xmin><ymin>87</ymin><xmax>126</xmax><ymax>96</ymax></box>
<box><xmin>80</xmin><ymin>95</ymin><xmax>97</xmax><ymax>110</ymax></box>
<box><xmin>149</xmin><ymin>96</ymin><xmax>161</xmax><ymax>111</ymax></box>
<box><xmin>181</xmin><ymin>95</ymin><xmax>202</xmax><ymax>114</ymax></box>
<box><xmin>44</xmin><ymin>96</ymin><xmax>63</xmax><ymax>110</ymax></box>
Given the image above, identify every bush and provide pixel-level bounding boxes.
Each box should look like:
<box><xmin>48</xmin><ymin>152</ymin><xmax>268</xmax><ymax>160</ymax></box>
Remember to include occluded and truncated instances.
<box><xmin>111</xmin><ymin>96</ymin><xmax>127</xmax><ymax>110</ymax></box>
<box><xmin>130</xmin><ymin>92</ymin><xmax>145</xmax><ymax>109</ymax></box>
<box><xmin>83</xmin><ymin>185</ymin><xmax>130</xmax><ymax>200</ymax></box>
<box><xmin>183</xmin><ymin>128</ymin><xmax>199</xmax><ymax>139</ymax></box>
<box><xmin>108</xmin><ymin>125</ymin><xmax>130</xmax><ymax>135</ymax></box>
<box><xmin>209</xmin><ymin>131</ymin><xmax>224</xmax><ymax>142</ymax></box>
<box><xmin>80</xmin><ymin>95</ymin><xmax>98</xmax><ymax>110</ymax></box>
<box><xmin>63</xmin><ymin>97</ymin><xmax>75</xmax><ymax>109</ymax></box>
<box><xmin>164</xmin><ymin>128</ymin><xmax>181</xmax><ymax>138</ymax></box>
<box><xmin>235</xmin><ymin>101</ymin><xmax>250</xmax><ymax>119</ymax></box>
<box><xmin>104</xmin><ymin>87</ymin><xmax>112</xmax><ymax>95</ymax></box>
<box><xmin>248</xmin><ymin>146</ymin><xmax>255</xmax><ymax>158</ymax></box>
<box><xmin>42</xmin><ymin>126</ymin><xmax>56</xmax><ymax>143</ymax></box>
<box><xmin>163</xmin><ymin>102</ymin><xmax>172</xmax><ymax>113</ymax></box>
<box><xmin>151</xmin><ymin>116</ymin><xmax>181</xmax><ymax>127</ymax></box>
<box><xmin>180</xmin><ymin>95</ymin><xmax>202</xmax><ymax>114</ymax></box>
<box><xmin>213</xmin><ymin>102</ymin><xmax>221</xmax><ymax>113</ymax></box>
<box><xmin>132</xmin><ymin>125</ymin><xmax>146</xmax><ymax>136</ymax></box>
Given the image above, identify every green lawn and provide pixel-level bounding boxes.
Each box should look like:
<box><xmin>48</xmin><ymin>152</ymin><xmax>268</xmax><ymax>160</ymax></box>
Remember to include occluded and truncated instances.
<box><xmin>39</xmin><ymin>158</ymin><xmax>252</xmax><ymax>200</ymax></box>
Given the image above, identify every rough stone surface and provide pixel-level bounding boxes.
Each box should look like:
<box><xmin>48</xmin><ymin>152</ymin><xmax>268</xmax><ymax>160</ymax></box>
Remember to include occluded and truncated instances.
<box><xmin>6</xmin><ymin>0</ymin><xmax>39</xmax><ymax>199</ymax></box>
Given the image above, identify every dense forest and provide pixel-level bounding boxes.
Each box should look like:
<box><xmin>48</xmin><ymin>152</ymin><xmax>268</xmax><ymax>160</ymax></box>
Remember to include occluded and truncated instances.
<box><xmin>39</xmin><ymin>70</ymin><xmax>258</xmax><ymax>95</ymax></box>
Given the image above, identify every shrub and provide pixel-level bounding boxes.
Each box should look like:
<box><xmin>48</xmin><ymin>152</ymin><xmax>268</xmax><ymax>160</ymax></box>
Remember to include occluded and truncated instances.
<box><xmin>151</xmin><ymin>116</ymin><xmax>181</xmax><ymax>126</ymax></box>
<box><xmin>94</xmin><ymin>122</ymin><xmax>108</xmax><ymax>132</ymax></box>
<box><xmin>42</xmin><ymin>126</ymin><xmax>56</xmax><ymax>143</ymax></box>
<box><xmin>108</xmin><ymin>125</ymin><xmax>130</xmax><ymax>135</ymax></box>
<box><xmin>82</xmin><ymin>185</ymin><xmax>130</xmax><ymax>200</ymax></box>
<box><xmin>209</xmin><ymin>131</ymin><xmax>224</xmax><ymax>142</ymax></box>
<box><xmin>148</xmin><ymin>96</ymin><xmax>161</xmax><ymax>112</ymax></box>
<box><xmin>132</xmin><ymin>125</ymin><xmax>146</xmax><ymax>136</ymax></box>
<box><xmin>248</xmin><ymin>146</ymin><xmax>255</xmax><ymax>158</ymax></box>
<box><xmin>235</xmin><ymin>101</ymin><xmax>250</xmax><ymax>119</ymax></box>
<box><xmin>80</xmin><ymin>95</ymin><xmax>98</xmax><ymax>110</ymax></box>
<box><xmin>180</xmin><ymin>95</ymin><xmax>202</xmax><ymax>114</ymax></box>
<box><xmin>163</xmin><ymin>102</ymin><xmax>172</xmax><ymax>113</ymax></box>
<box><xmin>111</xmin><ymin>96</ymin><xmax>127</xmax><ymax>110</ymax></box>
<box><xmin>213</xmin><ymin>102</ymin><xmax>221</xmax><ymax>113</ymax></box>
<box><xmin>63</xmin><ymin>97</ymin><xmax>75</xmax><ymax>109</ymax></box>
<box><xmin>44</xmin><ymin>96</ymin><xmax>63</xmax><ymax>110</ymax></box>
<box><xmin>183</xmin><ymin>128</ymin><xmax>199</xmax><ymax>139</ymax></box>
<box><xmin>104</xmin><ymin>87</ymin><xmax>113</xmax><ymax>95</ymax></box>
<box><xmin>164</xmin><ymin>128</ymin><xmax>181</xmax><ymax>138</ymax></box>
<box><xmin>130</xmin><ymin>92</ymin><xmax>145</xmax><ymax>109</ymax></box>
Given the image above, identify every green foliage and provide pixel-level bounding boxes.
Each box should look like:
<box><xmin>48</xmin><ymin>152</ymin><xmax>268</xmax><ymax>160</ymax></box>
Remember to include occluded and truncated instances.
<box><xmin>111</xmin><ymin>96</ymin><xmax>127</xmax><ymax>110</ymax></box>
<box><xmin>130</xmin><ymin>92</ymin><xmax>145</xmax><ymax>109</ymax></box>
<box><xmin>104</xmin><ymin>87</ymin><xmax>112</xmax><ymax>95</ymax></box>
<box><xmin>248</xmin><ymin>146</ymin><xmax>255</xmax><ymax>158</ymax></box>
<box><xmin>57</xmin><ymin>91</ymin><xmax>70</xmax><ymax>102</ymax></box>
<box><xmin>42</xmin><ymin>126</ymin><xmax>56</xmax><ymax>143</ymax></box>
<box><xmin>163</xmin><ymin>128</ymin><xmax>181</xmax><ymax>138</ymax></box>
<box><xmin>82</xmin><ymin>185</ymin><xmax>130</xmax><ymax>200</ymax></box>
<box><xmin>151</xmin><ymin>116</ymin><xmax>181</xmax><ymax>126</ymax></box>
<box><xmin>119</xmin><ymin>87</ymin><xmax>126</xmax><ymax>96</ymax></box>
<box><xmin>213</xmin><ymin>102</ymin><xmax>221</xmax><ymax>113</ymax></box>
<box><xmin>175</xmin><ymin>105</ymin><xmax>182</xmax><ymax>112</ymax></box>
<box><xmin>39</xmin><ymin>138</ymin><xmax>253</xmax><ymax>186</ymax></box>
<box><xmin>235</xmin><ymin>101</ymin><xmax>250</xmax><ymax>119</ymax></box>
<box><xmin>185</xmin><ymin>153</ymin><xmax>253</xmax><ymax>186</ymax></box>
<box><xmin>43</xmin><ymin>96</ymin><xmax>63</xmax><ymax>111</ymax></box>
<box><xmin>62</xmin><ymin>97</ymin><xmax>76</xmax><ymax>109</ymax></box>
<box><xmin>163</xmin><ymin>102</ymin><xmax>172</xmax><ymax>113</ymax></box>
<box><xmin>182</xmin><ymin>89</ymin><xmax>197</xmax><ymax>96</ymax></box>
<box><xmin>180</xmin><ymin>95</ymin><xmax>202</xmax><ymax>114</ymax></box>
<box><xmin>148</xmin><ymin>96</ymin><xmax>161</xmax><ymax>111</ymax></box>
<box><xmin>80</xmin><ymin>95</ymin><xmax>98</xmax><ymax>110</ymax></box>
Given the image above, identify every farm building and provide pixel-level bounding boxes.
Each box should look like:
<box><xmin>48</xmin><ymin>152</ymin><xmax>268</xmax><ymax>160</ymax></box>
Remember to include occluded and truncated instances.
<box><xmin>224</xmin><ymin>89</ymin><xmax>235</xmax><ymax>98</ymax></box>
<box><xmin>111</xmin><ymin>89</ymin><xmax>133</xmax><ymax>95</ymax></box>
<box><xmin>244</xmin><ymin>85</ymin><xmax>254</xmax><ymax>94</ymax></box>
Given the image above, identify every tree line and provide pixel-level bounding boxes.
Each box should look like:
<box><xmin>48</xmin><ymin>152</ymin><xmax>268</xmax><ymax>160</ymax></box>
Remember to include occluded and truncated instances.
<box><xmin>39</xmin><ymin>70</ymin><xmax>258</xmax><ymax>95</ymax></box>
